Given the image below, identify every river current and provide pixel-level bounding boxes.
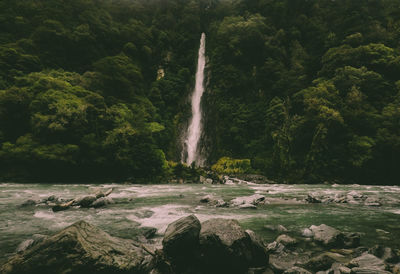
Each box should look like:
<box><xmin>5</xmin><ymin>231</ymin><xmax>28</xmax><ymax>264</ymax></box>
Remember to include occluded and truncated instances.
<box><xmin>1</xmin><ymin>182</ymin><xmax>400</xmax><ymax>263</ymax></box>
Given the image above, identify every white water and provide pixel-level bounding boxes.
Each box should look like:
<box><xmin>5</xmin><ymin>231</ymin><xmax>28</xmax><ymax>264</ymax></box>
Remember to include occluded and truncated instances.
<box><xmin>183</xmin><ymin>33</ymin><xmax>206</xmax><ymax>166</ymax></box>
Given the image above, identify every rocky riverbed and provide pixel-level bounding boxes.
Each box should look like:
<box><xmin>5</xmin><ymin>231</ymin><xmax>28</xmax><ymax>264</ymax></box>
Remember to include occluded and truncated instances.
<box><xmin>1</xmin><ymin>215</ymin><xmax>399</xmax><ymax>273</ymax></box>
<box><xmin>1</xmin><ymin>182</ymin><xmax>400</xmax><ymax>272</ymax></box>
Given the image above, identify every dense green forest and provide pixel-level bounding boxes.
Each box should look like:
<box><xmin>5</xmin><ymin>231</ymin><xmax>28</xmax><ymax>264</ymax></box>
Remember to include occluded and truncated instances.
<box><xmin>0</xmin><ymin>0</ymin><xmax>399</xmax><ymax>184</ymax></box>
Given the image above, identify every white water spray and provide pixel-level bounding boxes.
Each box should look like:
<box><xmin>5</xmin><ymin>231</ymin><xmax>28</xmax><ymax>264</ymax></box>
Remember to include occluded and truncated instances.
<box><xmin>183</xmin><ymin>33</ymin><xmax>206</xmax><ymax>166</ymax></box>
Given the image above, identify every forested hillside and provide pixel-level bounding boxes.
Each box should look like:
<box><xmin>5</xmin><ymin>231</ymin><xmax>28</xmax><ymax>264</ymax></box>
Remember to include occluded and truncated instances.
<box><xmin>0</xmin><ymin>0</ymin><xmax>399</xmax><ymax>184</ymax></box>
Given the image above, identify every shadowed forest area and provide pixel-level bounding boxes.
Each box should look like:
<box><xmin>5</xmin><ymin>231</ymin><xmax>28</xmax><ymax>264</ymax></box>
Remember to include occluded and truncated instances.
<box><xmin>0</xmin><ymin>0</ymin><xmax>400</xmax><ymax>184</ymax></box>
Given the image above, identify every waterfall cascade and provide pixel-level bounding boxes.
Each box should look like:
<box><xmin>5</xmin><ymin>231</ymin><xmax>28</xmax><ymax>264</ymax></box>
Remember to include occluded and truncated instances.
<box><xmin>182</xmin><ymin>33</ymin><xmax>206</xmax><ymax>166</ymax></box>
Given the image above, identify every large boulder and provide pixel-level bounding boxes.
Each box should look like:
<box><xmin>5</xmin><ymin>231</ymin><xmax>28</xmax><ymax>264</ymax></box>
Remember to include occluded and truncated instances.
<box><xmin>162</xmin><ymin>215</ymin><xmax>201</xmax><ymax>260</ymax></box>
<box><xmin>0</xmin><ymin>220</ymin><xmax>150</xmax><ymax>274</ymax></box>
<box><xmin>199</xmin><ymin>218</ymin><xmax>268</xmax><ymax>273</ymax></box>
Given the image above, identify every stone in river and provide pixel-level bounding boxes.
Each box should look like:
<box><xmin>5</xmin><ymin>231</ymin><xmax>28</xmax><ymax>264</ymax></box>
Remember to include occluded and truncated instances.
<box><xmin>276</xmin><ymin>234</ymin><xmax>297</xmax><ymax>248</ymax></box>
<box><xmin>309</xmin><ymin>224</ymin><xmax>344</xmax><ymax>247</ymax></box>
<box><xmin>74</xmin><ymin>195</ymin><xmax>97</xmax><ymax>208</ymax></box>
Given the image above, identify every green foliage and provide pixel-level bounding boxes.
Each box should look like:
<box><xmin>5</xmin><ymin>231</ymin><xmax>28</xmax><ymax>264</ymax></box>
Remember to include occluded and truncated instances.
<box><xmin>211</xmin><ymin>157</ymin><xmax>252</xmax><ymax>174</ymax></box>
<box><xmin>0</xmin><ymin>0</ymin><xmax>399</xmax><ymax>184</ymax></box>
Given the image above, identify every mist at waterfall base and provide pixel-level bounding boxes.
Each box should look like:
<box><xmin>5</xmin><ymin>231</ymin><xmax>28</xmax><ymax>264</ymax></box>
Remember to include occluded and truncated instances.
<box><xmin>182</xmin><ymin>33</ymin><xmax>206</xmax><ymax>167</ymax></box>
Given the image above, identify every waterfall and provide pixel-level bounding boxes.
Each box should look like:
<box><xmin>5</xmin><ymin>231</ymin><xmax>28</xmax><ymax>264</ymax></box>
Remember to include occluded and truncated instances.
<box><xmin>182</xmin><ymin>33</ymin><xmax>206</xmax><ymax>166</ymax></box>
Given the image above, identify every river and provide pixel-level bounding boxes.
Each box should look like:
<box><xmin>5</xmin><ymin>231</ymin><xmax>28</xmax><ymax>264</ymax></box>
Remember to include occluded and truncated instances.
<box><xmin>1</xmin><ymin>182</ymin><xmax>400</xmax><ymax>264</ymax></box>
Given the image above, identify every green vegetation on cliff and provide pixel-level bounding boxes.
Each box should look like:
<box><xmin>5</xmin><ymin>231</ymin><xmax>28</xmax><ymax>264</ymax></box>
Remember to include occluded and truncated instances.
<box><xmin>0</xmin><ymin>0</ymin><xmax>399</xmax><ymax>184</ymax></box>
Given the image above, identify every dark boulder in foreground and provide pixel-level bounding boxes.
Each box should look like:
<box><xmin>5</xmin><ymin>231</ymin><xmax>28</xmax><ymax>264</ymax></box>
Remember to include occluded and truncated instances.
<box><xmin>162</xmin><ymin>214</ymin><xmax>201</xmax><ymax>260</ymax></box>
<box><xmin>199</xmin><ymin>218</ymin><xmax>268</xmax><ymax>273</ymax></box>
<box><xmin>0</xmin><ymin>221</ymin><xmax>150</xmax><ymax>274</ymax></box>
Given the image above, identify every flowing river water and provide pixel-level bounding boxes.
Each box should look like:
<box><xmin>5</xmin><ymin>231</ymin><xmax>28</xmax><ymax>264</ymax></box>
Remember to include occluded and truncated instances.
<box><xmin>1</xmin><ymin>182</ymin><xmax>400</xmax><ymax>264</ymax></box>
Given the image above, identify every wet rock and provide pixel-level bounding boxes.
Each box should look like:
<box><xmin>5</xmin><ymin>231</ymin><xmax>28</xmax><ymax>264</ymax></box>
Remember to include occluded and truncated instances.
<box><xmin>133</xmin><ymin>209</ymin><xmax>155</xmax><ymax>219</ymax></box>
<box><xmin>267</xmin><ymin>241</ymin><xmax>285</xmax><ymax>254</ymax></box>
<box><xmin>303</xmin><ymin>252</ymin><xmax>347</xmax><ymax>272</ymax></box>
<box><xmin>199</xmin><ymin>218</ymin><xmax>268</xmax><ymax>272</ymax></box>
<box><xmin>139</xmin><ymin>227</ymin><xmax>158</xmax><ymax>239</ymax></box>
<box><xmin>276</xmin><ymin>234</ymin><xmax>297</xmax><ymax>248</ymax></box>
<box><xmin>162</xmin><ymin>214</ymin><xmax>201</xmax><ymax>261</ymax></box>
<box><xmin>200</xmin><ymin>194</ymin><xmax>214</xmax><ymax>203</ymax></box>
<box><xmin>348</xmin><ymin>253</ymin><xmax>391</xmax><ymax>274</ymax></box>
<box><xmin>269</xmin><ymin>254</ymin><xmax>297</xmax><ymax>272</ymax></box>
<box><xmin>283</xmin><ymin>266</ymin><xmax>312</xmax><ymax>274</ymax></box>
<box><xmin>369</xmin><ymin>245</ymin><xmax>399</xmax><ymax>263</ymax></box>
<box><xmin>309</xmin><ymin>224</ymin><xmax>344</xmax><ymax>247</ymax></box>
<box><xmin>333</xmin><ymin>194</ymin><xmax>347</xmax><ymax>203</ymax></box>
<box><xmin>305</xmin><ymin>193</ymin><xmax>322</xmax><ymax>203</ymax></box>
<box><xmin>46</xmin><ymin>195</ymin><xmax>58</xmax><ymax>202</ymax></box>
<box><xmin>302</xmin><ymin>228</ymin><xmax>314</xmax><ymax>238</ymax></box>
<box><xmin>364</xmin><ymin>197</ymin><xmax>382</xmax><ymax>206</ymax></box>
<box><xmin>245</xmin><ymin>230</ymin><xmax>269</xmax><ymax>266</ymax></box>
<box><xmin>343</xmin><ymin>232</ymin><xmax>361</xmax><ymax>248</ymax></box>
<box><xmin>15</xmin><ymin>234</ymin><xmax>47</xmax><ymax>253</ymax></box>
<box><xmin>74</xmin><ymin>195</ymin><xmax>97</xmax><ymax>208</ymax></box>
<box><xmin>347</xmin><ymin>191</ymin><xmax>363</xmax><ymax>199</ymax></box>
<box><xmin>91</xmin><ymin>197</ymin><xmax>113</xmax><ymax>208</ymax></box>
<box><xmin>231</xmin><ymin>194</ymin><xmax>265</xmax><ymax>206</ymax></box>
<box><xmin>1</xmin><ymin>221</ymin><xmax>150</xmax><ymax>274</ymax></box>
<box><xmin>52</xmin><ymin>200</ymin><xmax>74</xmax><ymax>212</ymax></box>
<box><xmin>20</xmin><ymin>199</ymin><xmax>37</xmax><ymax>207</ymax></box>
<box><xmin>215</xmin><ymin>199</ymin><xmax>228</xmax><ymax>207</ymax></box>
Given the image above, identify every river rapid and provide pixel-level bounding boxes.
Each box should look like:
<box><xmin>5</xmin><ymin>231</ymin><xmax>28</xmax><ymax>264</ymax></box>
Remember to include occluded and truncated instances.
<box><xmin>1</xmin><ymin>182</ymin><xmax>400</xmax><ymax>264</ymax></box>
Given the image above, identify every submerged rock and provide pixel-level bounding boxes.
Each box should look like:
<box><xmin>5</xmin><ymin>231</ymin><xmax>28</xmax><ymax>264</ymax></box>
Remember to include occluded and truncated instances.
<box><xmin>231</xmin><ymin>194</ymin><xmax>265</xmax><ymax>207</ymax></box>
<box><xmin>1</xmin><ymin>220</ymin><xmax>150</xmax><ymax>274</ymax></box>
<box><xmin>20</xmin><ymin>199</ymin><xmax>37</xmax><ymax>207</ymax></box>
